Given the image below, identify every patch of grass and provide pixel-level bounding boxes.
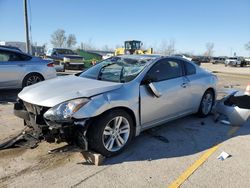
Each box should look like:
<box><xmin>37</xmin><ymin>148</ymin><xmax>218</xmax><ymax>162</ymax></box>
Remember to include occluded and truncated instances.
<box><xmin>76</xmin><ymin>50</ymin><xmax>102</xmax><ymax>68</ymax></box>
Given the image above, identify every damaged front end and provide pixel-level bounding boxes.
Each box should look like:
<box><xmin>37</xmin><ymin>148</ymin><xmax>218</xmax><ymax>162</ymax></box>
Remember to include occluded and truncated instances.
<box><xmin>214</xmin><ymin>91</ymin><xmax>250</xmax><ymax>126</ymax></box>
<box><xmin>9</xmin><ymin>98</ymin><xmax>91</xmax><ymax>150</ymax></box>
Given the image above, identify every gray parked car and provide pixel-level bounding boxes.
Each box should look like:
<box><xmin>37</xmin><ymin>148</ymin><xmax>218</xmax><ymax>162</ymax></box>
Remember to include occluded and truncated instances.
<box><xmin>0</xmin><ymin>47</ymin><xmax>57</xmax><ymax>89</ymax></box>
<box><xmin>14</xmin><ymin>55</ymin><xmax>217</xmax><ymax>156</ymax></box>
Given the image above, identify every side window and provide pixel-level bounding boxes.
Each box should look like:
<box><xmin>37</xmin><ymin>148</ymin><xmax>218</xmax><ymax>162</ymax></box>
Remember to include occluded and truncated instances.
<box><xmin>0</xmin><ymin>51</ymin><xmax>10</xmax><ymax>62</ymax></box>
<box><xmin>8</xmin><ymin>52</ymin><xmax>23</xmax><ymax>61</ymax></box>
<box><xmin>0</xmin><ymin>51</ymin><xmax>30</xmax><ymax>62</ymax></box>
<box><xmin>185</xmin><ymin>61</ymin><xmax>196</xmax><ymax>75</ymax></box>
<box><xmin>19</xmin><ymin>54</ymin><xmax>32</xmax><ymax>61</ymax></box>
<box><xmin>148</xmin><ymin>59</ymin><xmax>183</xmax><ymax>81</ymax></box>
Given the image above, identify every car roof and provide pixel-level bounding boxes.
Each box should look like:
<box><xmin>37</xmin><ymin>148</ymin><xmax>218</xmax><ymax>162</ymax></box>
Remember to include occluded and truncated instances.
<box><xmin>119</xmin><ymin>54</ymin><xmax>163</xmax><ymax>60</ymax></box>
<box><xmin>118</xmin><ymin>54</ymin><xmax>196</xmax><ymax>62</ymax></box>
<box><xmin>0</xmin><ymin>46</ymin><xmax>31</xmax><ymax>56</ymax></box>
<box><xmin>0</xmin><ymin>45</ymin><xmax>22</xmax><ymax>52</ymax></box>
<box><xmin>52</xmin><ymin>48</ymin><xmax>73</xmax><ymax>50</ymax></box>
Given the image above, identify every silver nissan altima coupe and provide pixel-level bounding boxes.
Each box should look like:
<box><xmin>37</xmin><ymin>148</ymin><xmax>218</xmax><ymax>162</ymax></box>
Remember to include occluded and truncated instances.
<box><xmin>14</xmin><ymin>55</ymin><xmax>217</xmax><ymax>156</ymax></box>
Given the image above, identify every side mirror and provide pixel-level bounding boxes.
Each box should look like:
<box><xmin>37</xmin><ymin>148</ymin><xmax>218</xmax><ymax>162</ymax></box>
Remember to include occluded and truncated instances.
<box><xmin>141</xmin><ymin>75</ymin><xmax>161</xmax><ymax>98</ymax></box>
<box><xmin>148</xmin><ymin>83</ymin><xmax>162</xmax><ymax>98</ymax></box>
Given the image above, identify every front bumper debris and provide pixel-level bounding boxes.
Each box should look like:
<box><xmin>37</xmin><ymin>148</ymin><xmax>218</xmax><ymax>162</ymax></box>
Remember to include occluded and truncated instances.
<box><xmin>0</xmin><ymin>99</ymin><xmax>89</xmax><ymax>151</ymax></box>
<box><xmin>0</xmin><ymin>128</ymin><xmax>39</xmax><ymax>150</ymax></box>
<box><xmin>214</xmin><ymin>91</ymin><xmax>250</xmax><ymax>126</ymax></box>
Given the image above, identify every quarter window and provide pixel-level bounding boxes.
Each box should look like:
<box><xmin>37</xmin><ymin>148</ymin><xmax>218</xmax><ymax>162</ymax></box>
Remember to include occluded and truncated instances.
<box><xmin>147</xmin><ymin>59</ymin><xmax>183</xmax><ymax>81</ymax></box>
<box><xmin>185</xmin><ymin>62</ymin><xmax>196</xmax><ymax>75</ymax></box>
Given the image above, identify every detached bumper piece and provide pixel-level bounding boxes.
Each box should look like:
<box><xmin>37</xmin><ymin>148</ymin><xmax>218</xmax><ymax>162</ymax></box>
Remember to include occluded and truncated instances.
<box><xmin>0</xmin><ymin>128</ymin><xmax>40</xmax><ymax>150</ymax></box>
<box><xmin>1</xmin><ymin>99</ymin><xmax>90</xmax><ymax>151</ymax></box>
<box><xmin>214</xmin><ymin>91</ymin><xmax>250</xmax><ymax>126</ymax></box>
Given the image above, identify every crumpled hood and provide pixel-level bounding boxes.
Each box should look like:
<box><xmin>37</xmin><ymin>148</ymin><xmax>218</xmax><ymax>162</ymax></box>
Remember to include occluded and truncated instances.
<box><xmin>18</xmin><ymin>75</ymin><xmax>122</xmax><ymax>107</ymax></box>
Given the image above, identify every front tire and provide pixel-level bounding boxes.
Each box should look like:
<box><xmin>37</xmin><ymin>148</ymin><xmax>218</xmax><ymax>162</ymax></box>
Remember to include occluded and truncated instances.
<box><xmin>87</xmin><ymin>109</ymin><xmax>134</xmax><ymax>157</ymax></box>
<box><xmin>198</xmin><ymin>90</ymin><xmax>214</xmax><ymax>117</ymax></box>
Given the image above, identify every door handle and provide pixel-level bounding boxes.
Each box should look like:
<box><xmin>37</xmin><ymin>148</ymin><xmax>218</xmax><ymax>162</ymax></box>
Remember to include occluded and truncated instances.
<box><xmin>18</xmin><ymin>64</ymin><xmax>25</xmax><ymax>67</ymax></box>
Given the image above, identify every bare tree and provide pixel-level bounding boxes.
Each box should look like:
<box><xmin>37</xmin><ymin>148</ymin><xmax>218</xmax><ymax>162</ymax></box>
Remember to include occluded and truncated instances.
<box><xmin>245</xmin><ymin>41</ymin><xmax>250</xmax><ymax>54</ymax></box>
<box><xmin>80</xmin><ymin>38</ymin><xmax>95</xmax><ymax>50</ymax></box>
<box><xmin>102</xmin><ymin>45</ymin><xmax>111</xmax><ymax>51</ymax></box>
<box><xmin>160</xmin><ymin>39</ymin><xmax>176</xmax><ymax>55</ymax></box>
<box><xmin>51</xmin><ymin>29</ymin><xmax>66</xmax><ymax>47</ymax></box>
<box><xmin>204</xmin><ymin>42</ymin><xmax>214</xmax><ymax>57</ymax></box>
<box><xmin>115</xmin><ymin>44</ymin><xmax>120</xmax><ymax>49</ymax></box>
<box><xmin>66</xmin><ymin>34</ymin><xmax>77</xmax><ymax>48</ymax></box>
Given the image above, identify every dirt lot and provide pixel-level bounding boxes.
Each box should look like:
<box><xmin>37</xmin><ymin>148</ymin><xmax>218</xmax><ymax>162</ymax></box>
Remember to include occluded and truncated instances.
<box><xmin>0</xmin><ymin>64</ymin><xmax>250</xmax><ymax>188</ymax></box>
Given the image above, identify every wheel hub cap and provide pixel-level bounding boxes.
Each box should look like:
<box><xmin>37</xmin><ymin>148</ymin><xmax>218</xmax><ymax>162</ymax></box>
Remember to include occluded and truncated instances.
<box><xmin>102</xmin><ymin>116</ymin><xmax>130</xmax><ymax>152</ymax></box>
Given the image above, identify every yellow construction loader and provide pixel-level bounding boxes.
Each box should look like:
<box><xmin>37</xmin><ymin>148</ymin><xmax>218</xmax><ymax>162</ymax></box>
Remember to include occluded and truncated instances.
<box><xmin>115</xmin><ymin>40</ymin><xmax>153</xmax><ymax>56</ymax></box>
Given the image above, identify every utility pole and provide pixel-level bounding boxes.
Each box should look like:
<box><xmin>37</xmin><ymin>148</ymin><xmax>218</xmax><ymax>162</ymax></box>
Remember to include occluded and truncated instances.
<box><xmin>23</xmin><ymin>0</ymin><xmax>30</xmax><ymax>54</ymax></box>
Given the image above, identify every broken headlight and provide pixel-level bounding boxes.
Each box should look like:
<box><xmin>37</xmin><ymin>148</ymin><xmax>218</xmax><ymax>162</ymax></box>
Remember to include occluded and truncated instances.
<box><xmin>44</xmin><ymin>98</ymin><xmax>90</xmax><ymax>122</ymax></box>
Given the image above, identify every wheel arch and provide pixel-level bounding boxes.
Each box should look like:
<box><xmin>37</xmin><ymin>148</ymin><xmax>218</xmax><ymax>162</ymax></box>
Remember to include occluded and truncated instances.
<box><xmin>22</xmin><ymin>72</ymin><xmax>45</xmax><ymax>87</ymax></box>
<box><xmin>89</xmin><ymin>106</ymin><xmax>137</xmax><ymax>135</ymax></box>
<box><xmin>23</xmin><ymin>72</ymin><xmax>45</xmax><ymax>80</ymax></box>
<box><xmin>205</xmin><ymin>87</ymin><xmax>216</xmax><ymax>104</ymax></box>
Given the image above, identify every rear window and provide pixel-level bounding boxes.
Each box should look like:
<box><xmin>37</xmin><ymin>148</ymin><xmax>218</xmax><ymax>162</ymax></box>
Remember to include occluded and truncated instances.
<box><xmin>55</xmin><ymin>49</ymin><xmax>76</xmax><ymax>55</ymax></box>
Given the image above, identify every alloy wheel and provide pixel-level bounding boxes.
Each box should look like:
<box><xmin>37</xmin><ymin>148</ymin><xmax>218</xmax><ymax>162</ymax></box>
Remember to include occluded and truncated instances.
<box><xmin>201</xmin><ymin>92</ymin><xmax>213</xmax><ymax>115</ymax></box>
<box><xmin>26</xmin><ymin>75</ymin><xmax>42</xmax><ymax>86</ymax></box>
<box><xmin>102</xmin><ymin>116</ymin><xmax>130</xmax><ymax>152</ymax></box>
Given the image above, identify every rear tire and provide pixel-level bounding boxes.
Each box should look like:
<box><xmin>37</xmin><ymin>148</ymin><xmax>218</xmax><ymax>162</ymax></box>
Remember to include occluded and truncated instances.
<box><xmin>87</xmin><ymin>109</ymin><xmax>134</xmax><ymax>157</ymax></box>
<box><xmin>22</xmin><ymin>73</ymin><xmax>44</xmax><ymax>88</ymax></box>
<box><xmin>198</xmin><ymin>90</ymin><xmax>214</xmax><ymax>117</ymax></box>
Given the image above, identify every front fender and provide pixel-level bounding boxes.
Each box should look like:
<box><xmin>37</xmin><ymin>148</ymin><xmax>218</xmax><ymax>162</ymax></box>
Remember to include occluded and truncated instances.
<box><xmin>72</xmin><ymin>88</ymin><xmax>140</xmax><ymax>135</ymax></box>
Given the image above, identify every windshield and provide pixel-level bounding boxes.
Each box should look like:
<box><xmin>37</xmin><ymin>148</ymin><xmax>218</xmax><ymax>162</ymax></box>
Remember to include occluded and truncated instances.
<box><xmin>229</xmin><ymin>57</ymin><xmax>237</xmax><ymax>60</ymax></box>
<box><xmin>79</xmin><ymin>57</ymin><xmax>151</xmax><ymax>83</ymax></box>
<box><xmin>56</xmin><ymin>49</ymin><xmax>76</xmax><ymax>55</ymax></box>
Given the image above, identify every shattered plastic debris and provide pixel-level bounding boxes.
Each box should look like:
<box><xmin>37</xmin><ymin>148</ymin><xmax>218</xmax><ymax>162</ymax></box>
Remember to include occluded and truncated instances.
<box><xmin>217</xmin><ymin>151</ymin><xmax>231</xmax><ymax>161</ymax></box>
<box><xmin>213</xmin><ymin>90</ymin><xmax>250</xmax><ymax>126</ymax></box>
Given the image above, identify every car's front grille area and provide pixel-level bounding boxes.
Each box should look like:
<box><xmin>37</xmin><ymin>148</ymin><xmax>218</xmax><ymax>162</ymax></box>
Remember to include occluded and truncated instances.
<box><xmin>23</xmin><ymin>101</ymin><xmax>43</xmax><ymax>115</ymax></box>
<box><xmin>22</xmin><ymin>101</ymin><xmax>49</xmax><ymax>125</ymax></box>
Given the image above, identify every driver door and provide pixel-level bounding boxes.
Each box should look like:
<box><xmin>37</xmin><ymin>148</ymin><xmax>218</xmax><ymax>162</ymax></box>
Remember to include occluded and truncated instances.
<box><xmin>140</xmin><ymin>58</ymin><xmax>192</xmax><ymax>128</ymax></box>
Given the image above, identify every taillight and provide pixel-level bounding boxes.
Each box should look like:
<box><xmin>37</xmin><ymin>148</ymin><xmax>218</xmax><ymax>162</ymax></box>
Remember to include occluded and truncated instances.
<box><xmin>47</xmin><ymin>62</ymin><xmax>54</xmax><ymax>67</ymax></box>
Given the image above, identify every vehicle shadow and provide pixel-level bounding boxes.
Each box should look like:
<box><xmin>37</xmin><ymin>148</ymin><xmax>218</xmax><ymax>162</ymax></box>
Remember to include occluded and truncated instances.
<box><xmin>0</xmin><ymin>89</ymin><xmax>20</xmax><ymax>103</ymax></box>
<box><xmin>104</xmin><ymin>115</ymin><xmax>250</xmax><ymax>165</ymax></box>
